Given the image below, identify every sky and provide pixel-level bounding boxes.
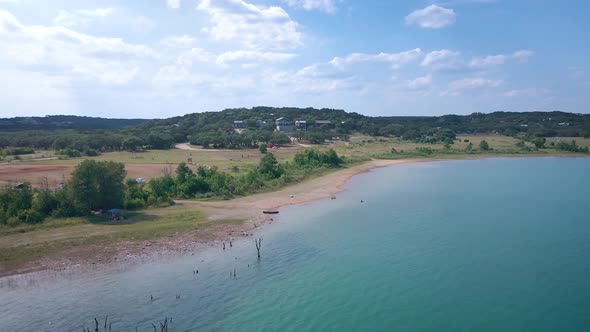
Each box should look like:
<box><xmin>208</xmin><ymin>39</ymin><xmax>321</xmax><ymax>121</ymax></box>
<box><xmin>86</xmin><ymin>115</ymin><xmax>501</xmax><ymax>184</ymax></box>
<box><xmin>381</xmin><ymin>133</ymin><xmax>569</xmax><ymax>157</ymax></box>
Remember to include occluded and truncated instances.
<box><xmin>0</xmin><ymin>0</ymin><xmax>588</xmax><ymax>119</ymax></box>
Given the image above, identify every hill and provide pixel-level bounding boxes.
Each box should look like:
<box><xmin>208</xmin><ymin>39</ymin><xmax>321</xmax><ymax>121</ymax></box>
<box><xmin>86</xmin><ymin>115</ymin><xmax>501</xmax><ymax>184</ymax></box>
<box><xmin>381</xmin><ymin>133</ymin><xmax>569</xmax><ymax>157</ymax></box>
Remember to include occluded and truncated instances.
<box><xmin>0</xmin><ymin>115</ymin><xmax>149</xmax><ymax>131</ymax></box>
<box><xmin>0</xmin><ymin>108</ymin><xmax>589</xmax><ymax>153</ymax></box>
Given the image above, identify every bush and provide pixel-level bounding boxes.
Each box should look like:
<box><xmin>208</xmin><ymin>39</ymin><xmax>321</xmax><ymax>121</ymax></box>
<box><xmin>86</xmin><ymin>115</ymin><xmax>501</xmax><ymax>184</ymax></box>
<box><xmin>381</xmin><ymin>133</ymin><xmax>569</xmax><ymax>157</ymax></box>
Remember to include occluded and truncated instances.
<box><xmin>24</xmin><ymin>210</ymin><xmax>43</xmax><ymax>224</ymax></box>
<box><xmin>125</xmin><ymin>198</ymin><xmax>145</xmax><ymax>210</ymax></box>
<box><xmin>554</xmin><ymin>140</ymin><xmax>589</xmax><ymax>153</ymax></box>
<box><xmin>2</xmin><ymin>147</ymin><xmax>35</xmax><ymax>156</ymax></box>
<box><xmin>415</xmin><ymin>147</ymin><xmax>433</xmax><ymax>155</ymax></box>
<box><xmin>479</xmin><ymin>140</ymin><xmax>490</xmax><ymax>151</ymax></box>
<box><xmin>57</xmin><ymin>148</ymin><xmax>82</xmax><ymax>158</ymax></box>
<box><xmin>84</xmin><ymin>148</ymin><xmax>100</xmax><ymax>156</ymax></box>
<box><xmin>6</xmin><ymin>217</ymin><xmax>20</xmax><ymax>227</ymax></box>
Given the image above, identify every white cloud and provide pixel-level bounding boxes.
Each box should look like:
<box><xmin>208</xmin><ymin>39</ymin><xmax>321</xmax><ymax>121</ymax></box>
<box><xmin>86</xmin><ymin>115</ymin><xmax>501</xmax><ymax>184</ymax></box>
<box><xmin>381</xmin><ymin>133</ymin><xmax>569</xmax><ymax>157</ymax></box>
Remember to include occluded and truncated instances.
<box><xmin>160</xmin><ymin>34</ymin><xmax>196</xmax><ymax>48</ymax></box>
<box><xmin>503</xmin><ymin>88</ymin><xmax>549</xmax><ymax>97</ymax></box>
<box><xmin>54</xmin><ymin>8</ymin><xmax>113</xmax><ymax>28</ymax></box>
<box><xmin>405</xmin><ymin>5</ymin><xmax>456</xmax><ymax>29</ymax></box>
<box><xmin>421</xmin><ymin>49</ymin><xmax>462</xmax><ymax>69</ymax></box>
<box><xmin>0</xmin><ymin>9</ymin><xmax>21</xmax><ymax>32</ymax></box>
<box><xmin>283</xmin><ymin>0</ymin><xmax>339</xmax><ymax>13</ymax></box>
<box><xmin>0</xmin><ymin>10</ymin><xmax>156</xmax><ymax>86</ymax></box>
<box><xmin>511</xmin><ymin>50</ymin><xmax>534</xmax><ymax>62</ymax></box>
<box><xmin>153</xmin><ymin>48</ymin><xmax>214</xmax><ymax>86</ymax></box>
<box><xmin>449</xmin><ymin>77</ymin><xmax>503</xmax><ymax>90</ymax></box>
<box><xmin>423</xmin><ymin>49</ymin><xmax>535</xmax><ymax>71</ymax></box>
<box><xmin>197</xmin><ymin>0</ymin><xmax>302</xmax><ymax>50</ymax></box>
<box><xmin>469</xmin><ymin>54</ymin><xmax>508</xmax><ymax>68</ymax></box>
<box><xmin>268</xmin><ymin>67</ymin><xmax>355</xmax><ymax>93</ymax></box>
<box><xmin>72</xmin><ymin>62</ymin><xmax>140</xmax><ymax>85</ymax></box>
<box><xmin>407</xmin><ymin>75</ymin><xmax>432</xmax><ymax>89</ymax></box>
<box><xmin>216</xmin><ymin>50</ymin><xmax>296</xmax><ymax>65</ymax></box>
<box><xmin>330</xmin><ymin>48</ymin><xmax>422</xmax><ymax>69</ymax></box>
<box><xmin>167</xmin><ymin>0</ymin><xmax>180</xmax><ymax>9</ymax></box>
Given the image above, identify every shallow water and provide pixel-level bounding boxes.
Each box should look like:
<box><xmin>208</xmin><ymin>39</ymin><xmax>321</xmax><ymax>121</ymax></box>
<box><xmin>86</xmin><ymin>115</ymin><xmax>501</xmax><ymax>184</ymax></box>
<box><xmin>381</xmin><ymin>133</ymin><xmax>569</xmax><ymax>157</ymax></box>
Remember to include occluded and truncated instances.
<box><xmin>1</xmin><ymin>157</ymin><xmax>589</xmax><ymax>331</ymax></box>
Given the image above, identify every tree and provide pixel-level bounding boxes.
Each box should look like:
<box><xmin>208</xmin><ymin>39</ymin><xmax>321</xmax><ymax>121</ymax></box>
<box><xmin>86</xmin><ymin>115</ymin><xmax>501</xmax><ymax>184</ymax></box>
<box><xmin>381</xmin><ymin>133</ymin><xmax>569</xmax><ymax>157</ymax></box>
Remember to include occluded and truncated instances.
<box><xmin>258</xmin><ymin>153</ymin><xmax>284</xmax><ymax>179</ymax></box>
<box><xmin>122</xmin><ymin>137</ymin><xmax>144</xmax><ymax>152</ymax></box>
<box><xmin>259</xmin><ymin>144</ymin><xmax>267</xmax><ymax>154</ymax></box>
<box><xmin>479</xmin><ymin>140</ymin><xmax>490</xmax><ymax>151</ymax></box>
<box><xmin>270</xmin><ymin>132</ymin><xmax>290</xmax><ymax>145</ymax></box>
<box><xmin>466</xmin><ymin>142</ymin><xmax>474</xmax><ymax>152</ymax></box>
<box><xmin>176</xmin><ymin>162</ymin><xmax>192</xmax><ymax>184</ymax></box>
<box><xmin>70</xmin><ymin>160</ymin><xmax>127</xmax><ymax>211</ymax></box>
<box><xmin>529</xmin><ymin>136</ymin><xmax>546</xmax><ymax>148</ymax></box>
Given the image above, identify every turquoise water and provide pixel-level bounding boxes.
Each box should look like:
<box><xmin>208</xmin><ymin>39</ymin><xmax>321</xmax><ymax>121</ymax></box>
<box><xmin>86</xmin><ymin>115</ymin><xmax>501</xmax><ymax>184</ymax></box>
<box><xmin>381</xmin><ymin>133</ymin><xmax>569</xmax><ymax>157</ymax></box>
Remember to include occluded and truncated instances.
<box><xmin>1</xmin><ymin>157</ymin><xmax>589</xmax><ymax>331</ymax></box>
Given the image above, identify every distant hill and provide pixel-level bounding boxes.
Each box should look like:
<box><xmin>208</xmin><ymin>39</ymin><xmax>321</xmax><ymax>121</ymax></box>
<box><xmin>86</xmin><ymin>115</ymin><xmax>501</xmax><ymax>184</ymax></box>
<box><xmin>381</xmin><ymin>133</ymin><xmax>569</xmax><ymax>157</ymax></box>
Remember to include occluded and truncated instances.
<box><xmin>0</xmin><ymin>115</ymin><xmax>150</xmax><ymax>131</ymax></box>
<box><xmin>127</xmin><ymin>107</ymin><xmax>590</xmax><ymax>138</ymax></box>
<box><xmin>0</xmin><ymin>108</ymin><xmax>588</xmax><ymax>152</ymax></box>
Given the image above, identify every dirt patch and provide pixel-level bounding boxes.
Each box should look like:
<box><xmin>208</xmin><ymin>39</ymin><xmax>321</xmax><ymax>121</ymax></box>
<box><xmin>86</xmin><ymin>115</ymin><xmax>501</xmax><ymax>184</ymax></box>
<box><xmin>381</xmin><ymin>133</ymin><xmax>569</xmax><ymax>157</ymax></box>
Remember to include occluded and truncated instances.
<box><xmin>0</xmin><ymin>164</ymin><xmax>73</xmax><ymax>187</ymax></box>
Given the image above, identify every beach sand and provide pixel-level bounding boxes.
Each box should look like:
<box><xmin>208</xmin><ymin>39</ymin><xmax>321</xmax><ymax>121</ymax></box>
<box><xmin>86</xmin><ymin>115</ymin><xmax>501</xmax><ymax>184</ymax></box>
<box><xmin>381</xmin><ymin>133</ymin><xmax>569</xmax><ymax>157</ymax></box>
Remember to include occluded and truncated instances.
<box><xmin>0</xmin><ymin>159</ymin><xmax>417</xmax><ymax>277</ymax></box>
<box><xmin>180</xmin><ymin>159</ymin><xmax>417</xmax><ymax>224</ymax></box>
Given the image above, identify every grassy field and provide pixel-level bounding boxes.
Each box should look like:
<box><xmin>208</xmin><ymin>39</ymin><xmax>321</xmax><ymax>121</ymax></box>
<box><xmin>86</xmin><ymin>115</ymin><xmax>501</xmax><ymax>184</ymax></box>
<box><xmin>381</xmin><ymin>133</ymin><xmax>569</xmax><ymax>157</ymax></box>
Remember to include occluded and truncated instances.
<box><xmin>0</xmin><ymin>144</ymin><xmax>309</xmax><ymax>187</ymax></box>
<box><xmin>1</xmin><ymin>135</ymin><xmax>589</xmax><ymax>187</ymax></box>
<box><xmin>334</xmin><ymin>134</ymin><xmax>590</xmax><ymax>160</ymax></box>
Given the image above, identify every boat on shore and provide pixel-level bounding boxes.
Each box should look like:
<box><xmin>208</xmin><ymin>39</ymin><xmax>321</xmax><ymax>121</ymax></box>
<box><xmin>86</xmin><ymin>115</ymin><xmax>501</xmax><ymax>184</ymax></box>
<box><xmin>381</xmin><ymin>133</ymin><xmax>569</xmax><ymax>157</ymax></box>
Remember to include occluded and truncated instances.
<box><xmin>263</xmin><ymin>210</ymin><xmax>279</xmax><ymax>214</ymax></box>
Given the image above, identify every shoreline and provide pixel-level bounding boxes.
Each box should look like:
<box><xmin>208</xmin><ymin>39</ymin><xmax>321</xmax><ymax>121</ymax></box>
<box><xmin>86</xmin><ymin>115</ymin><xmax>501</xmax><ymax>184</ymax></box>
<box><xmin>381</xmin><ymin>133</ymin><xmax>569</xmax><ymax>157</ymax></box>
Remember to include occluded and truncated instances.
<box><xmin>0</xmin><ymin>155</ymin><xmax>586</xmax><ymax>279</ymax></box>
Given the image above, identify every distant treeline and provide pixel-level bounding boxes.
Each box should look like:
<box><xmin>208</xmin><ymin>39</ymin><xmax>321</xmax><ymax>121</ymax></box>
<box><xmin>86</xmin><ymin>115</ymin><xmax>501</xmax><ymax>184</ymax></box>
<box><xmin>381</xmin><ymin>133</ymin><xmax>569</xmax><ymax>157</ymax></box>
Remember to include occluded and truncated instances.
<box><xmin>0</xmin><ymin>149</ymin><xmax>343</xmax><ymax>227</ymax></box>
<box><xmin>0</xmin><ymin>108</ymin><xmax>589</xmax><ymax>154</ymax></box>
<box><xmin>0</xmin><ymin>115</ymin><xmax>148</xmax><ymax>131</ymax></box>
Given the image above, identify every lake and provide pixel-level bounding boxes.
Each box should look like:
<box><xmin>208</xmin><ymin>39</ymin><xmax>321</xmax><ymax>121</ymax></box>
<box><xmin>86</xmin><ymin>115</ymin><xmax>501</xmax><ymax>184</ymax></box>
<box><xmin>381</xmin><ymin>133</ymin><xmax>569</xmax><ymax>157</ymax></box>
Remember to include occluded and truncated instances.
<box><xmin>1</xmin><ymin>157</ymin><xmax>589</xmax><ymax>331</ymax></box>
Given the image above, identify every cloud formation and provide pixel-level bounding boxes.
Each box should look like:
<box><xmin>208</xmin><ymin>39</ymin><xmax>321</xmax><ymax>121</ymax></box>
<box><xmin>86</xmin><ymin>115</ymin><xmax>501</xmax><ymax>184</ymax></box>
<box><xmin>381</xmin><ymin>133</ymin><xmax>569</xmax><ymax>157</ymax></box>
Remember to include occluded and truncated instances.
<box><xmin>54</xmin><ymin>8</ymin><xmax>113</xmax><ymax>28</ymax></box>
<box><xmin>405</xmin><ymin>5</ymin><xmax>456</xmax><ymax>29</ymax></box>
<box><xmin>197</xmin><ymin>0</ymin><xmax>302</xmax><ymax>50</ymax></box>
<box><xmin>167</xmin><ymin>0</ymin><xmax>180</xmax><ymax>9</ymax></box>
<box><xmin>422</xmin><ymin>49</ymin><xmax>535</xmax><ymax>71</ymax></box>
<box><xmin>407</xmin><ymin>75</ymin><xmax>432</xmax><ymax>89</ymax></box>
<box><xmin>330</xmin><ymin>48</ymin><xmax>423</xmax><ymax>69</ymax></box>
<box><xmin>0</xmin><ymin>10</ymin><xmax>156</xmax><ymax>86</ymax></box>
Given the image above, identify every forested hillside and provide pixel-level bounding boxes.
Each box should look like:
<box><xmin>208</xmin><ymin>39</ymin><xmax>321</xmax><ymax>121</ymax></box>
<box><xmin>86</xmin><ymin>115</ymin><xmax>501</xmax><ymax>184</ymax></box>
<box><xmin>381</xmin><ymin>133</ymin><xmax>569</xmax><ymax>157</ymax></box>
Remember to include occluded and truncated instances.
<box><xmin>0</xmin><ymin>115</ymin><xmax>149</xmax><ymax>131</ymax></box>
<box><xmin>0</xmin><ymin>108</ymin><xmax>589</xmax><ymax>154</ymax></box>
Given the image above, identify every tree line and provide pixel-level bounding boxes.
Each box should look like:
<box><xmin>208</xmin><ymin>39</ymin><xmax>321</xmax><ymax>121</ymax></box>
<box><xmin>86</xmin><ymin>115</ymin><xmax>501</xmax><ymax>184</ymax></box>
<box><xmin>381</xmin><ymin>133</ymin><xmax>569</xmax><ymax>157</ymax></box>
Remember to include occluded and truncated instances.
<box><xmin>0</xmin><ymin>149</ymin><xmax>344</xmax><ymax>227</ymax></box>
<box><xmin>1</xmin><ymin>109</ymin><xmax>589</xmax><ymax>155</ymax></box>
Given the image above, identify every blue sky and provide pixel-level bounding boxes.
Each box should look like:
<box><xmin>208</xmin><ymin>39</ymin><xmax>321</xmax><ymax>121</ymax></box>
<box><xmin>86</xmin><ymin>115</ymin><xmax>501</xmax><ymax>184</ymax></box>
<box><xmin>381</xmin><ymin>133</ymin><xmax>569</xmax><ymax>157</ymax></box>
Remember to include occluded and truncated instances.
<box><xmin>0</xmin><ymin>0</ymin><xmax>588</xmax><ymax>118</ymax></box>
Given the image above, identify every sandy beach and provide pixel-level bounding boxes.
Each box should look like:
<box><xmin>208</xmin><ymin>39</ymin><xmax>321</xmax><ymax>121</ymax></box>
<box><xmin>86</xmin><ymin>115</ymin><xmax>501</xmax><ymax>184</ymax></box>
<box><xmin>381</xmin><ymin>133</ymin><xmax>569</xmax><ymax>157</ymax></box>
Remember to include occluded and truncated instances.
<box><xmin>0</xmin><ymin>159</ymin><xmax>418</xmax><ymax>278</ymax></box>
<box><xmin>181</xmin><ymin>159</ymin><xmax>419</xmax><ymax>224</ymax></box>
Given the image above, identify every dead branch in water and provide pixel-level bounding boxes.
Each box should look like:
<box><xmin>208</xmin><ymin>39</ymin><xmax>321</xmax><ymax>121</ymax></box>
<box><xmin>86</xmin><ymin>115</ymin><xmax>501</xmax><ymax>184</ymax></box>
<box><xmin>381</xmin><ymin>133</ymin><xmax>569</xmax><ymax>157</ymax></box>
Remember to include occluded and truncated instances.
<box><xmin>255</xmin><ymin>237</ymin><xmax>263</xmax><ymax>258</ymax></box>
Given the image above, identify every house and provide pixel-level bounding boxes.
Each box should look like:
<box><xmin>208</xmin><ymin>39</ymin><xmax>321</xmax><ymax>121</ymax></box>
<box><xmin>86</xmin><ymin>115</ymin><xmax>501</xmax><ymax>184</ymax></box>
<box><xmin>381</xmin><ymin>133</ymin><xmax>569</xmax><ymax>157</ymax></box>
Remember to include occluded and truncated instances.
<box><xmin>295</xmin><ymin>120</ymin><xmax>307</xmax><ymax>131</ymax></box>
<box><xmin>256</xmin><ymin>120</ymin><xmax>267</xmax><ymax>127</ymax></box>
<box><xmin>275</xmin><ymin>117</ymin><xmax>294</xmax><ymax>132</ymax></box>
<box><xmin>233</xmin><ymin>120</ymin><xmax>246</xmax><ymax>129</ymax></box>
